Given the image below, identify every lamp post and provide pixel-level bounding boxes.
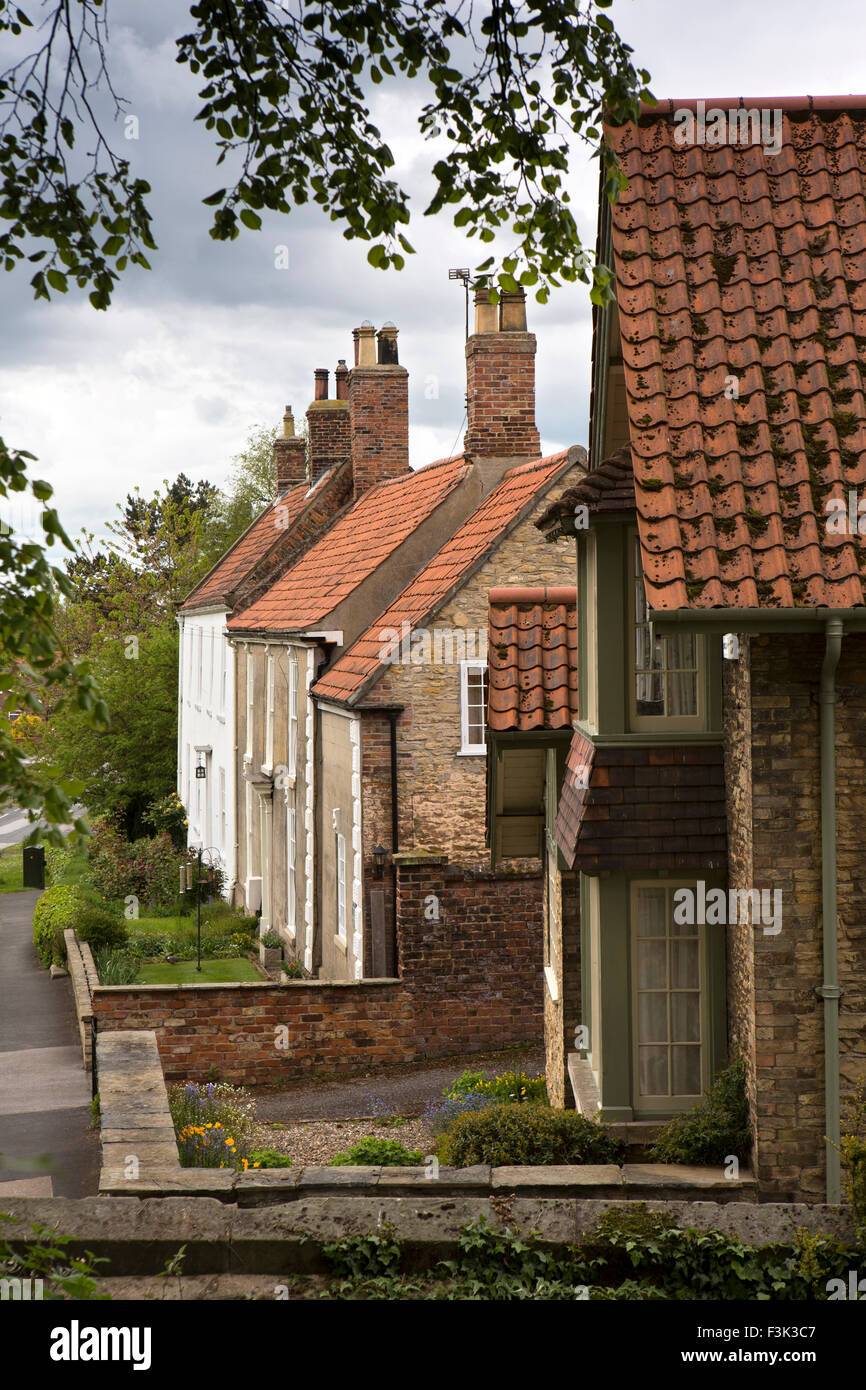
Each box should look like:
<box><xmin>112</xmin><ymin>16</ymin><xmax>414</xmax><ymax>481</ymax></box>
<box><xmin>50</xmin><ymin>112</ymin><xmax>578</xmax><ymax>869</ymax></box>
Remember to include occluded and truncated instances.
<box><xmin>191</xmin><ymin>847</ymin><xmax>223</xmax><ymax>973</ymax></box>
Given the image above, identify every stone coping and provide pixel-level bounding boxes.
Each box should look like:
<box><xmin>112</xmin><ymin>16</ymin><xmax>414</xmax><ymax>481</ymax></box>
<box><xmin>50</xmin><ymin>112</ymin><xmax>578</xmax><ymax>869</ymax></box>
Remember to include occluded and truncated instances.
<box><xmin>99</xmin><ymin>1162</ymin><xmax>758</xmax><ymax>1205</ymax></box>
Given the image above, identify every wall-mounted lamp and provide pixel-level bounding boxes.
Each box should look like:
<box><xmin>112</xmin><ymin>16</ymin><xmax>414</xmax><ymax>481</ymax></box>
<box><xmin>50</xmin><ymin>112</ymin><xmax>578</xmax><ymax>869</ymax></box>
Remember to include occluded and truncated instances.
<box><xmin>373</xmin><ymin>844</ymin><xmax>388</xmax><ymax>879</ymax></box>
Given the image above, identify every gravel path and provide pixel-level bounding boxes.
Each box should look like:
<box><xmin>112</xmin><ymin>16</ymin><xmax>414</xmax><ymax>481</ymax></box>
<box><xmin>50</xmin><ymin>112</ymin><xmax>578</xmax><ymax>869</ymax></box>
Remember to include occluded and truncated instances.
<box><xmin>248</xmin><ymin>1116</ymin><xmax>436</xmax><ymax>1166</ymax></box>
<box><xmin>252</xmin><ymin>1045</ymin><xmax>545</xmax><ymax>1123</ymax></box>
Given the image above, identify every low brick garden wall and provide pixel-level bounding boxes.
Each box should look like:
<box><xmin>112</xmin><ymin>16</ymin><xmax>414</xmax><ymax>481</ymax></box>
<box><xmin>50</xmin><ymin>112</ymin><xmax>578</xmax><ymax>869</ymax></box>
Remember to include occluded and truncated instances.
<box><xmin>93</xmin><ymin>978</ymin><xmax>416</xmax><ymax>1082</ymax></box>
<box><xmin>86</xmin><ymin>860</ymin><xmax>544</xmax><ymax>1082</ymax></box>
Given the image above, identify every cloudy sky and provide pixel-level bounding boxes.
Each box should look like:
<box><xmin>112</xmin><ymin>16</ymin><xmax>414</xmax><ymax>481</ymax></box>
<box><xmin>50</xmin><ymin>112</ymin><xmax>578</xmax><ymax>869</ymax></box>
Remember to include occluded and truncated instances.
<box><xmin>1</xmin><ymin>0</ymin><xmax>864</xmax><ymax>545</ymax></box>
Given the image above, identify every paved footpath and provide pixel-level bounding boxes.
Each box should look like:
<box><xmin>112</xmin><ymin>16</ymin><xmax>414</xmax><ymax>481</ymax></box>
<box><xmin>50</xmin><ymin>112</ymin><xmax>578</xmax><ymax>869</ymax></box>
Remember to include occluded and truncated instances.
<box><xmin>0</xmin><ymin>890</ymin><xmax>100</xmax><ymax>1198</ymax></box>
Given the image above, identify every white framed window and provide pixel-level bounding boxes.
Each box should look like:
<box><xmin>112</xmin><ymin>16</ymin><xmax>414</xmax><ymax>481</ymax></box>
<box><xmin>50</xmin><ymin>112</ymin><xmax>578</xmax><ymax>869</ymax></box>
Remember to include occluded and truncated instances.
<box><xmin>336</xmin><ymin>831</ymin><xmax>347</xmax><ymax>939</ymax></box>
<box><xmin>459</xmin><ymin>660</ymin><xmax>489</xmax><ymax>754</ymax></box>
<box><xmin>195</xmin><ymin>626</ymin><xmax>202</xmax><ymax>703</ymax></box>
<box><xmin>264</xmin><ymin>651</ymin><xmax>275</xmax><ymax>771</ymax></box>
<box><xmin>287</xmin><ymin>804</ymin><xmax>296</xmax><ymax>934</ymax></box>
<box><xmin>245</xmin><ymin>650</ymin><xmax>254</xmax><ymax>761</ymax></box>
<box><xmin>288</xmin><ymin>653</ymin><xmax>298</xmax><ymax>779</ymax></box>
<box><xmin>206</xmin><ymin>630</ymin><xmax>214</xmax><ymax>710</ymax></box>
<box><xmin>219</xmin><ymin>635</ymin><xmax>227</xmax><ymax>713</ymax></box>
<box><xmin>219</xmin><ymin>767</ymin><xmax>226</xmax><ymax>849</ymax></box>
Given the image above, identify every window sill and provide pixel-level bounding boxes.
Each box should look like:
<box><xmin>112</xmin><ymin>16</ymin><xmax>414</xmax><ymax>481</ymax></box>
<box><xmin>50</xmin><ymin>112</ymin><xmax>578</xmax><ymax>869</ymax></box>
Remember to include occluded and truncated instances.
<box><xmin>456</xmin><ymin>747</ymin><xmax>487</xmax><ymax>758</ymax></box>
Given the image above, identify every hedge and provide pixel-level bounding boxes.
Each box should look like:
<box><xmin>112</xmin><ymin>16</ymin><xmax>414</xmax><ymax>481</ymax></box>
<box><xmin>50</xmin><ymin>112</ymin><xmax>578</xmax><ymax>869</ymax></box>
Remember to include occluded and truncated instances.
<box><xmin>32</xmin><ymin>885</ymin><xmax>86</xmax><ymax>967</ymax></box>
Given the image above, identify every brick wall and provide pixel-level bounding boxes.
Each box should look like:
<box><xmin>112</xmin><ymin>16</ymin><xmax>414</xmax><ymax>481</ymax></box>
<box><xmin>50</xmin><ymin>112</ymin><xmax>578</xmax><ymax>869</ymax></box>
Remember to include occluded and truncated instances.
<box><xmin>395</xmin><ymin>860</ymin><xmax>543</xmax><ymax>1054</ymax></box>
<box><xmin>93</xmin><ymin>980</ymin><xmax>415</xmax><ymax>1083</ymax></box>
<box><xmin>306</xmin><ymin>401</ymin><xmax>351</xmax><ymax>484</ymax></box>
<box><xmin>93</xmin><ymin>861</ymin><xmax>544</xmax><ymax>1081</ymax></box>
<box><xmin>349</xmin><ymin>365</ymin><xmax>409</xmax><ymax>499</ymax></box>
<box><xmin>464</xmin><ymin>332</ymin><xmax>540</xmax><ymax>459</ymax></box>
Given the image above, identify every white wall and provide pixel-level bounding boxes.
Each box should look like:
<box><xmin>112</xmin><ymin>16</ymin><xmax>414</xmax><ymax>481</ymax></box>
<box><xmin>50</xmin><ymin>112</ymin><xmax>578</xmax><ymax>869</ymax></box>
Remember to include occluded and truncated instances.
<box><xmin>177</xmin><ymin>608</ymin><xmax>236</xmax><ymax>892</ymax></box>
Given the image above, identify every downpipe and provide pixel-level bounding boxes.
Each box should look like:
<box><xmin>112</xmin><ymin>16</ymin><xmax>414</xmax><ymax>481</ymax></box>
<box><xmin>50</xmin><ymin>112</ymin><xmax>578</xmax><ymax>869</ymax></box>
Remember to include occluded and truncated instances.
<box><xmin>817</xmin><ymin>617</ymin><xmax>843</xmax><ymax>1204</ymax></box>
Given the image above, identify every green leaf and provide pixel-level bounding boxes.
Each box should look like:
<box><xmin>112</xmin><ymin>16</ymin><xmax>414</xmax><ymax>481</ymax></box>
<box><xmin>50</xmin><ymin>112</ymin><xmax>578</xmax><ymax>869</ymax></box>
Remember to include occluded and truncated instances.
<box><xmin>238</xmin><ymin>208</ymin><xmax>262</xmax><ymax>230</ymax></box>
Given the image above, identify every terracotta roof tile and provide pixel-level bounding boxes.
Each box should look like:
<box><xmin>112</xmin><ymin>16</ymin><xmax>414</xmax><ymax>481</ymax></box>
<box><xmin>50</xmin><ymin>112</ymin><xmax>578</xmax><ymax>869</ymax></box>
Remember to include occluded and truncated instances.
<box><xmin>312</xmin><ymin>451</ymin><xmax>574</xmax><ymax>703</ymax></box>
<box><xmin>605</xmin><ymin>99</ymin><xmax>866</xmax><ymax>610</ymax></box>
<box><xmin>487</xmin><ymin>586</ymin><xmax>577</xmax><ymax>732</ymax></box>
<box><xmin>227</xmin><ymin>456</ymin><xmax>470</xmax><ymax>633</ymax></box>
<box><xmin>181</xmin><ymin>479</ymin><xmax>316</xmax><ymax>610</ymax></box>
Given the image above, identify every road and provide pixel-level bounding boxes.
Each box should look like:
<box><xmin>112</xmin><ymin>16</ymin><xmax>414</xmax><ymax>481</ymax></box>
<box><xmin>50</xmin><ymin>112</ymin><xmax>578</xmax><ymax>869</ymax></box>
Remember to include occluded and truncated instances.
<box><xmin>0</xmin><ymin>890</ymin><xmax>100</xmax><ymax>1198</ymax></box>
<box><xmin>0</xmin><ymin>803</ymin><xmax>87</xmax><ymax>850</ymax></box>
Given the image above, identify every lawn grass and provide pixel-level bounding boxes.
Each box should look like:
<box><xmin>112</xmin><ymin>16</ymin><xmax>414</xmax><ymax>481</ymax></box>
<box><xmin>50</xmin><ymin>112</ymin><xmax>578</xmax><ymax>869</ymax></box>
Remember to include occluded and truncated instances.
<box><xmin>0</xmin><ymin>845</ymin><xmax>24</xmax><ymax>893</ymax></box>
<box><xmin>135</xmin><ymin>958</ymin><xmax>262</xmax><ymax>984</ymax></box>
<box><xmin>132</xmin><ymin>915</ymin><xmax>195</xmax><ymax>935</ymax></box>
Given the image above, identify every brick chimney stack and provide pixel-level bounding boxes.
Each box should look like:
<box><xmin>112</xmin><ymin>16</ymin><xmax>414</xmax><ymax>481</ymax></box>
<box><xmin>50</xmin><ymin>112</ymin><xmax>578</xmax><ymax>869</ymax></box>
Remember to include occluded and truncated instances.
<box><xmin>306</xmin><ymin>366</ymin><xmax>352</xmax><ymax>484</ymax></box>
<box><xmin>349</xmin><ymin>321</ymin><xmax>410</xmax><ymax>501</ymax></box>
<box><xmin>464</xmin><ymin>287</ymin><xmax>540</xmax><ymax>465</ymax></box>
<box><xmin>273</xmin><ymin>406</ymin><xmax>307</xmax><ymax>494</ymax></box>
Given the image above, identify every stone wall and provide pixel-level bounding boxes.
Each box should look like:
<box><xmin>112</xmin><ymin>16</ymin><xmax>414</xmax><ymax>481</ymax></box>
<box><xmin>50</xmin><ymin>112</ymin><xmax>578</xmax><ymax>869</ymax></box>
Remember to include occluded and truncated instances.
<box><xmin>724</xmin><ymin>631</ymin><xmax>866</xmax><ymax>1200</ymax></box>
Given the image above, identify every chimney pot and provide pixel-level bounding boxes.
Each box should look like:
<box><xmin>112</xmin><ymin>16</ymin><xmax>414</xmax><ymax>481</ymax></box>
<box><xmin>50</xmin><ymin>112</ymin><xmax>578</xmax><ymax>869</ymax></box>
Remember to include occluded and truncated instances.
<box><xmin>314</xmin><ymin>368</ymin><xmax>329</xmax><ymax>401</ymax></box>
<box><xmin>377</xmin><ymin>323</ymin><xmax>399</xmax><ymax>365</ymax></box>
<box><xmin>499</xmin><ymin>288</ymin><xmax>528</xmax><ymax>332</ymax></box>
<box><xmin>334</xmin><ymin>359</ymin><xmax>349</xmax><ymax>400</ymax></box>
<box><xmin>355</xmin><ymin>323</ymin><xmax>377</xmax><ymax>367</ymax></box>
<box><xmin>473</xmin><ymin>287</ymin><xmax>499</xmax><ymax>335</ymax></box>
<box><xmin>282</xmin><ymin>405</ymin><xmax>295</xmax><ymax>437</ymax></box>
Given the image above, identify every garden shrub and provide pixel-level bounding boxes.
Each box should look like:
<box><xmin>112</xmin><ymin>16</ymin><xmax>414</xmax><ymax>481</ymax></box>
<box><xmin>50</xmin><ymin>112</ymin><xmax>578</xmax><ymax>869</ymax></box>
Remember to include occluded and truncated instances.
<box><xmin>71</xmin><ymin>904</ymin><xmax>128</xmax><ymax>954</ymax></box>
<box><xmin>88</xmin><ymin>820</ymin><xmax>184</xmax><ymax>912</ymax></box>
<box><xmin>330</xmin><ymin>1138</ymin><xmax>425</xmax><ymax>1166</ymax></box>
<box><xmin>445</xmin><ymin>1069</ymin><xmax>548</xmax><ymax>1106</ymax></box>
<box><xmin>247</xmin><ymin>1149</ymin><xmax>293</xmax><ymax>1168</ymax></box>
<box><xmin>260</xmin><ymin>930</ymin><xmax>281</xmax><ymax>949</ymax></box>
<box><xmin>437</xmin><ymin>1104</ymin><xmax>625</xmax><ymax>1168</ymax></box>
<box><xmin>427</xmin><ymin>1068</ymin><xmax>549</xmax><ymax>1133</ymax></box>
<box><xmin>649</xmin><ymin>1056</ymin><xmax>751</xmax><ymax>1166</ymax></box>
<box><xmin>840</xmin><ymin>1081</ymin><xmax>866</xmax><ymax>1237</ymax></box>
<box><xmin>32</xmin><ymin>885</ymin><xmax>86</xmax><ymax>967</ymax></box>
<box><xmin>94</xmin><ymin>949</ymin><xmax>140</xmax><ymax>986</ymax></box>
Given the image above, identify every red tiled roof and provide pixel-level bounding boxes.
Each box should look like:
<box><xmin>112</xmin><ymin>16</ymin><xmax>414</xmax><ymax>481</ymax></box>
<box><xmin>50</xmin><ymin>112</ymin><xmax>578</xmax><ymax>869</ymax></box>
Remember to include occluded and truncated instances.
<box><xmin>227</xmin><ymin>456</ymin><xmax>470</xmax><ymax>633</ymax></box>
<box><xmin>607</xmin><ymin>98</ymin><xmax>866</xmax><ymax>610</ymax></box>
<box><xmin>312</xmin><ymin>451</ymin><xmax>574</xmax><ymax>703</ymax></box>
<box><xmin>182</xmin><ymin>480</ymin><xmax>314</xmax><ymax>611</ymax></box>
<box><xmin>487</xmin><ymin>586</ymin><xmax>577</xmax><ymax>732</ymax></box>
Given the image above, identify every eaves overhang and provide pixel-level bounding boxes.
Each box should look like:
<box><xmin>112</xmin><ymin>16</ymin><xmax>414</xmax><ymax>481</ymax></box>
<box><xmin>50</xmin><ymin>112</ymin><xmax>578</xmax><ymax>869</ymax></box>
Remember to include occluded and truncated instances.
<box><xmin>649</xmin><ymin>607</ymin><xmax>866</xmax><ymax>635</ymax></box>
